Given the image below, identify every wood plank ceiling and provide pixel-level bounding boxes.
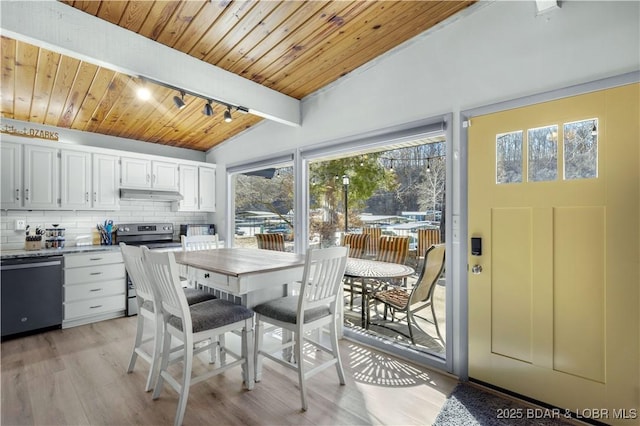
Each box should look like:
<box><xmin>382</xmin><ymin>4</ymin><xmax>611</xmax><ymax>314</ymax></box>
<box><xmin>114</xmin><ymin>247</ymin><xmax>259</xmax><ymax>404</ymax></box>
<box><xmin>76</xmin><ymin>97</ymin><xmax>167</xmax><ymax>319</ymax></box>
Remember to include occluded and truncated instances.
<box><xmin>1</xmin><ymin>1</ymin><xmax>475</xmax><ymax>152</ymax></box>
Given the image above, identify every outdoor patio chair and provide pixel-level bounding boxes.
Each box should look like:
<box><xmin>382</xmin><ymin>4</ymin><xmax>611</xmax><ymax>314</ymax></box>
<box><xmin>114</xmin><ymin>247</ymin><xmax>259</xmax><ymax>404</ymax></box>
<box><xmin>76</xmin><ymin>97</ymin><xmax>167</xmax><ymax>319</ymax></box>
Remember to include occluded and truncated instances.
<box><xmin>417</xmin><ymin>228</ymin><xmax>441</xmax><ymax>265</ymax></box>
<box><xmin>362</xmin><ymin>227</ymin><xmax>381</xmax><ymax>257</ymax></box>
<box><xmin>255</xmin><ymin>233</ymin><xmax>285</xmax><ymax>251</ymax></box>
<box><xmin>342</xmin><ymin>233</ymin><xmax>370</xmax><ymax>307</ymax></box>
<box><xmin>372</xmin><ymin>244</ymin><xmax>445</xmax><ymax>344</ymax></box>
<box><xmin>254</xmin><ymin>246</ymin><xmax>348</xmax><ymax>411</ymax></box>
<box><xmin>376</xmin><ymin>235</ymin><xmax>410</xmax><ymax>265</ymax></box>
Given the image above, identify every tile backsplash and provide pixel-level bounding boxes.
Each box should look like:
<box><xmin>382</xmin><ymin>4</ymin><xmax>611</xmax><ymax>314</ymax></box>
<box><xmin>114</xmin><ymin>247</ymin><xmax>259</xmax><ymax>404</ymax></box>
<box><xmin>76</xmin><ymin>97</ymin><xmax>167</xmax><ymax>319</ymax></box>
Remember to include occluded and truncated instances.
<box><xmin>0</xmin><ymin>200</ymin><xmax>212</xmax><ymax>250</ymax></box>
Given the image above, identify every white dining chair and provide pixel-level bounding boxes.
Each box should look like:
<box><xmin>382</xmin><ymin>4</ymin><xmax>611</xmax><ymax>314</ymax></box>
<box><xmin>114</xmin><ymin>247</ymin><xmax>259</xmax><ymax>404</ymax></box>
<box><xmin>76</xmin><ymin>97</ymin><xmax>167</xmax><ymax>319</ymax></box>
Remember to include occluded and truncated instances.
<box><xmin>253</xmin><ymin>246</ymin><xmax>348</xmax><ymax>411</ymax></box>
<box><xmin>142</xmin><ymin>247</ymin><xmax>255</xmax><ymax>426</ymax></box>
<box><xmin>120</xmin><ymin>243</ymin><xmax>217</xmax><ymax>392</ymax></box>
<box><xmin>180</xmin><ymin>234</ymin><xmax>219</xmax><ymax>288</ymax></box>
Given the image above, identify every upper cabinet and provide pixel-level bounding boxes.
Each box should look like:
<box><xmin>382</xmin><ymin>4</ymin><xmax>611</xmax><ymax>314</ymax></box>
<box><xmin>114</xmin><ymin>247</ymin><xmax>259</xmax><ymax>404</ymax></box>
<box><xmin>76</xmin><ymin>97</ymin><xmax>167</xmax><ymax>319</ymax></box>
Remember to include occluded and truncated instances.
<box><xmin>0</xmin><ymin>141</ymin><xmax>23</xmax><ymax>209</ymax></box>
<box><xmin>177</xmin><ymin>164</ymin><xmax>216</xmax><ymax>212</ymax></box>
<box><xmin>121</xmin><ymin>157</ymin><xmax>178</xmax><ymax>191</ymax></box>
<box><xmin>199</xmin><ymin>166</ymin><xmax>216</xmax><ymax>211</ymax></box>
<box><xmin>1</xmin><ymin>143</ymin><xmax>60</xmax><ymax>210</ymax></box>
<box><xmin>0</xmin><ymin>138</ymin><xmax>213</xmax><ymax>211</ymax></box>
<box><xmin>92</xmin><ymin>154</ymin><xmax>120</xmax><ymax>209</ymax></box>
<box><xmin>60</xmin><ymin>150</ymin><xmax>120</xmax><ymax>210</ymax></box>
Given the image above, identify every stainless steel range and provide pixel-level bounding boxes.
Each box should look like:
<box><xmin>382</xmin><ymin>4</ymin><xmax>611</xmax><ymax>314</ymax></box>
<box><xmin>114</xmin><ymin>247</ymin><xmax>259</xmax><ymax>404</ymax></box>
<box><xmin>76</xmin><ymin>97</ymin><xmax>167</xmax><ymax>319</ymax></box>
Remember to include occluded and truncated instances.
<box><xmin>117</xmin><ymin>222</ymin><xmax>182</xmax><ymax>316</ymax></box>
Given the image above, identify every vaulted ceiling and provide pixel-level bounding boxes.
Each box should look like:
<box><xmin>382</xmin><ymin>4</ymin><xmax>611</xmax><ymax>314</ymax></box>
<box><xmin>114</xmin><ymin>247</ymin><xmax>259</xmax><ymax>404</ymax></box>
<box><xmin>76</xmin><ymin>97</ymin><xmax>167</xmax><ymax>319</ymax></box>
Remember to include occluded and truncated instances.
<box><xmin>1</xmin><ymin>1</ymin><xmax>475</xmax><ymax>152</ymax></box>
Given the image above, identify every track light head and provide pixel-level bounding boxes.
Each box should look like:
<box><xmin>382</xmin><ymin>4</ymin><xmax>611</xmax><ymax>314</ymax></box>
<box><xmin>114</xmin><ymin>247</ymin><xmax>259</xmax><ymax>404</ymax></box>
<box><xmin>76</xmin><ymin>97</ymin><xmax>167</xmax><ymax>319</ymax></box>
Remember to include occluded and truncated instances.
<box><xmin>203</xmin><ymin>101</ymin><xmax>214</xmax><ymax>116</ymax></box>
<box><xmin>224</xmin><ymin>107</ymin><xmax>233</xmax><ymax>123</ymax></box>
<box><xmin>173</xmin><ymin>91</ymin><xmax>186</xmax><ymax>109</ymax></box>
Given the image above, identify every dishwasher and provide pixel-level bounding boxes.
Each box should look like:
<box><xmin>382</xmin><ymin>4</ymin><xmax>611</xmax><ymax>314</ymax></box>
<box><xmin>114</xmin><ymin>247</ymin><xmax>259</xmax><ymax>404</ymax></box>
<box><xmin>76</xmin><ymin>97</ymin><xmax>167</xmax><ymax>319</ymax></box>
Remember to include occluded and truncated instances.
<box><xmin>1</xmin><ymin>255</ymin><xmax>63</xmax><ymax>339</ymax></box>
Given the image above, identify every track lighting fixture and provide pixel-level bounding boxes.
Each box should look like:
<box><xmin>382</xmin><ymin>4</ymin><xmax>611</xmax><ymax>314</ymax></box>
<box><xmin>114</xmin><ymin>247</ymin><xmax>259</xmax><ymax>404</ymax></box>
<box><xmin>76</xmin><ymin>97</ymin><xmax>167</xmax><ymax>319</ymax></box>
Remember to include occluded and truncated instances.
<box><xmin>173</xmin><ymin>91</ymin><xmax>186</xmax><ymax>109</ymax></box>
<box><xmin>203</xmin><ymin>101</ymin><xmax>214</xmax><ymax>116</ymax></box>
<box><xmin>426</xmin><ymin>159</ymin><xmax>431</xmax><ymax>173</ymax></box>
<box><xmin>591</xmin><ymin>122</ymin><xmax>597</xmax><ymax>136</ymax></box>
<box><xmin>389</xmin><ymin>159</ymin><xmax>394</xmax><ymax>172</ymax></box>
<box><xmin>135</xmin><ymin>75</ymin><xmax>249</xmax><ymax>123</ymax></box>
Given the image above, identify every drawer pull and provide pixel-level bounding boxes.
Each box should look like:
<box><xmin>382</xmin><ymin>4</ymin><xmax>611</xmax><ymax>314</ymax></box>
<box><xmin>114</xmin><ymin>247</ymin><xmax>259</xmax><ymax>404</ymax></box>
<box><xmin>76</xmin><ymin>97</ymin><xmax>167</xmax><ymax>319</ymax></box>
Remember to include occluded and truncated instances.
<box><xmin>90</xmin><ymin>272</ymin><xmax>103</xmax><ymax>276</ymax></box>
<box><xmin>89</xmin><ymin>257</ymin><xmax>103</xmax><ymax>261</ymax></box>
<box><xmin>89</xmin><ymin>305</ymin><xmax>103</xmax><ymax>309</ymax></box>
<box><xmin>204</xmin><ymin>273</ymin><xmax>210</xmax><ymax>278</ymax></box>
<box><xmin>89</xmin><ymin>288</ymin><xmax>103</xmax><ymax>292</ymax></box>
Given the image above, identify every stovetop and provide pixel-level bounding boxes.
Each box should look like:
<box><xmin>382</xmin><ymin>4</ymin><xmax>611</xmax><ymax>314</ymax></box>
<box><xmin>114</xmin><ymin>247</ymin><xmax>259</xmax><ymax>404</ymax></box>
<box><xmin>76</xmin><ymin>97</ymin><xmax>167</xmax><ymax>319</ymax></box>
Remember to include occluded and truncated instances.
<box><xmin>116</xmin><ymin>222</ymin><xmax>178</xmax><ymax>248</ymax></box>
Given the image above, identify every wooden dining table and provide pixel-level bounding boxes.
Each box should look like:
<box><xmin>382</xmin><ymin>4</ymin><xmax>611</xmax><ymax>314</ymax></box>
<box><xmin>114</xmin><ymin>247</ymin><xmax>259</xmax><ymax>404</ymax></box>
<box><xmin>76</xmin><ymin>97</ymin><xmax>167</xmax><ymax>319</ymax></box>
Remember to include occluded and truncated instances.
<box><xmin>173</xmin><ymin>248</ymin><xmax>306</xmax><ymax>308</ymax></box>
<box><xmin>344</xmin><ymin>258</ymin><xmax>415</xmax><ymax>328</ymax></box>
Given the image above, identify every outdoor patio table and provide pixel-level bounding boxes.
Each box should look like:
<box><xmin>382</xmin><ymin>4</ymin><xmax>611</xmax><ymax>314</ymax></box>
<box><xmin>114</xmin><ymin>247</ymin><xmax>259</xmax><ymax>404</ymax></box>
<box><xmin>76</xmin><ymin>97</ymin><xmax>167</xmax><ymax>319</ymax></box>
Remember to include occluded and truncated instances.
<box><xmin>344</xmin><ymin>258</ymin><xmax>414</xmax><ymax>328</ymax></box>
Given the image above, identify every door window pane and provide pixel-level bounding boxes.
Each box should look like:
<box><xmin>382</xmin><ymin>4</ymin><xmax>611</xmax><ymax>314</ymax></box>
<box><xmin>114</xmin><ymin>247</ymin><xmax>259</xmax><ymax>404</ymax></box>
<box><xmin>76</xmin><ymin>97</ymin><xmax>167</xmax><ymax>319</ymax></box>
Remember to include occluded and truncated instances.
<box><xmin>564</xmin><ymin>118</ymin><xmax>598</xmax><ymax>180</ymax></box>
<box><xmin>496</xmin><ymin>131</ymin><xmax>523</xmax><ymax>184</ymax></box>
<box><xmin>528</xmin><ymin>125</ymin><xmax>558</xmax><ymax>182</ymax></box>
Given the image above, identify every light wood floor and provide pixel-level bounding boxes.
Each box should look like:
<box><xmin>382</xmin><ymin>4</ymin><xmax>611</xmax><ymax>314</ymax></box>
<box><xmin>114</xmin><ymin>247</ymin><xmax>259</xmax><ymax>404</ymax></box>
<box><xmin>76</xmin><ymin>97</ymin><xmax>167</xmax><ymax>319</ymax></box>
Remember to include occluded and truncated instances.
<box><xmin>1</xmin><ymin>316</ymin><xmax>458</xmax><ymax>425</ymax></box>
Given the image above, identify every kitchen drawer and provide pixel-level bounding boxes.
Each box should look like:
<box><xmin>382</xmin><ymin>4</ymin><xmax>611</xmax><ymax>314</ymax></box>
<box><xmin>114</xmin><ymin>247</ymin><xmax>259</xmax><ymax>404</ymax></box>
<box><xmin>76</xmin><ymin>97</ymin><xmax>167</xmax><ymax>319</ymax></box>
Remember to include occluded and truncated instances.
<box><xmin>64</xmin><ymin>263</ymin><xmax>125</xmax><ymax>284</ymax></box>
<box><xmin>64</xmin><ymin>294</ymin><xmax>125</xmax><ymax>320</ymax></box>
<box><xmin>65</xmin><ymin>279</ymin><xmax>124</xmax><ymax>302</ymax></box>
<box><xmin>64</xmin><ymin>251</ymin><xmax>122</xmax><ymax>268</ymax></box>
<box><xmin>196</xmin><ymin>269</ymin><xmax>231</xmax><ymax>291</ymax></box>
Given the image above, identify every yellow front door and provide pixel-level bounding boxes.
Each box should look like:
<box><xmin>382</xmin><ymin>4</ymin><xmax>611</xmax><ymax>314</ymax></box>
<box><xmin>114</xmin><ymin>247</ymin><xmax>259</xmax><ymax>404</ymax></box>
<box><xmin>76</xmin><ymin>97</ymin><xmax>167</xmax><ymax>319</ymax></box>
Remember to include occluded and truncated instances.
<box><xmin>468</xmin><ymin>83</ymin><xmax>639</xmax><ymax>425</ymax></box>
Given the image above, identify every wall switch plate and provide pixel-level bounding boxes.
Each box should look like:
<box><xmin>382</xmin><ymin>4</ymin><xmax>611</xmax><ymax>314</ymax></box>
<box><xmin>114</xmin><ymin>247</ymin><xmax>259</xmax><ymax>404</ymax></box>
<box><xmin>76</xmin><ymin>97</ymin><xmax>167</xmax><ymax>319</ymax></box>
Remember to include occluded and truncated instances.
<box><xmin>15</xmin><ymin>219</ymin><xmax>26</xmax><ymax>231</ymax></box>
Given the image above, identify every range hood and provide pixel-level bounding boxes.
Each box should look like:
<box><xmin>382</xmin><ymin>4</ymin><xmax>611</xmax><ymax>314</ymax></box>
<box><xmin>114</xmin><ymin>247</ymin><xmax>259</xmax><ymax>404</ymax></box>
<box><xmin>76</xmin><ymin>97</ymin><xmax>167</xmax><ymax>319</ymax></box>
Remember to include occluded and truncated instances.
<box><xmin>120</xmin><ymin>188</ymin><xmax>183</xmax><ymax>201</ymax></box>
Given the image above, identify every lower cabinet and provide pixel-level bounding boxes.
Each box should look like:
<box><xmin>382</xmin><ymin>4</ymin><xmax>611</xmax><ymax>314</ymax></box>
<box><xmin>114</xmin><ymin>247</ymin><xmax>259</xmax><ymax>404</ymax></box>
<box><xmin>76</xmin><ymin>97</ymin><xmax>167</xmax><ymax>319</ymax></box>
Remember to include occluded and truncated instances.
<box><xmin>63</xmin><ymin>251</ymin><xmax>126</xmax><ymax>328</ymax></box>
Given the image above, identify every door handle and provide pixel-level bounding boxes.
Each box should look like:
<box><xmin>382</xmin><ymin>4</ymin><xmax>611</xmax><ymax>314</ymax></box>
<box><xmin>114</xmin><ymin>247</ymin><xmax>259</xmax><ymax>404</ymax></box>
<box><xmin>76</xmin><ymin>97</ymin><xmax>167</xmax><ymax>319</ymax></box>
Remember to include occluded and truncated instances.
<box><xmin>471</xmin><ymin>264</ymin><xmax>483</xmax><ymax>274</ymax></box>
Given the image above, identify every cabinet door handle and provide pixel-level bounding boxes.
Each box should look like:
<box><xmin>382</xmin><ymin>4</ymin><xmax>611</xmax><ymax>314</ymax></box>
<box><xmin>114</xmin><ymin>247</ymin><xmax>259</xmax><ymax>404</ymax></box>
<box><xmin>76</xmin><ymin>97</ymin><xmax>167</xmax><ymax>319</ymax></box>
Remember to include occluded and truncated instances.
<box><xmin>89</xmin><ymin>305</ymin><xmax>103</xmax><ymax>309</ymax></box>
<box><xmin>89</xmin><ymin>257</ymin><xmax>103</xmax><ymax>261</ymax></box>
<box><xmin>90</xmin><ymin>272</ymin><xmax>103</xmax><ymax>276</ymax></box>
<box><xmin>89</xmin><ymin>288</ymin><xmax>103</xmax><ymax>292</ymax></box>
<box><xmin>85</xmin><ymin>192</ymin><xmax>89</xmax><ymax>202</ymax></box>
<box><xmin>204</xmin><ymin>273</ymin><xmax>210</xmax><ymax>278</ymax></box>
<box><xmin>25</xmin><ymin>188</ymin><xmax>29</xmax><ymax>200</ymax></box>
<box><xmin>93</xmin><ymin>192</ymin><xmax>97</xmax><ymax>202</ymax></box>
<box><xmin>15</xmin><ymin>189</ymin><xmax>20</xmax><ymax>201</ymax></box>
<box><xmin>152</xmin><ymin>174</ymin><xmax>156</xmax><ymax>184</ymax></box>
<box><xmin>146</xmin><ymin>174</ymin><xmax>150</xmax><ymax>183</ymax></box>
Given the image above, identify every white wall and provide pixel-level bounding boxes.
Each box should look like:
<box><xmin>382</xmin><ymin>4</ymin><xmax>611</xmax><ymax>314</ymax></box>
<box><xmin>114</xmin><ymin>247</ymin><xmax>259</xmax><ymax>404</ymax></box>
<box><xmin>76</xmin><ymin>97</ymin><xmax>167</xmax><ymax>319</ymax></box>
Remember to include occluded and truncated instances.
<box><xmin>208</xmin><ymin>0</ymin><xmax>640</xmax><ymax>229</ymax></box>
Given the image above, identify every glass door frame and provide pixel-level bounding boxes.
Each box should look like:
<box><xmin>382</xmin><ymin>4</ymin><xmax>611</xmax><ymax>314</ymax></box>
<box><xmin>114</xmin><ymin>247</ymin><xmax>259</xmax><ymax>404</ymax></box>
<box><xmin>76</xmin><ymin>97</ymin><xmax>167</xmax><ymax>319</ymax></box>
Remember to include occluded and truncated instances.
<box><xmin>297</xmin><ymin>114</ymin><xmax>455</xmax><ymax>374</ymax></box>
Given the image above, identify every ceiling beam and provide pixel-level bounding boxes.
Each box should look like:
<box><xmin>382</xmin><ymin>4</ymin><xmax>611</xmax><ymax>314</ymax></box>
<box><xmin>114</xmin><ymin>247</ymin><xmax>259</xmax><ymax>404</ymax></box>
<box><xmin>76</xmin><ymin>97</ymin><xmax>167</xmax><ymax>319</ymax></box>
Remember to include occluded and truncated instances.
<box><xmin>0</xmin><ymin>0</ymin><xmax>301</xmax><ymax>127</ymax></box>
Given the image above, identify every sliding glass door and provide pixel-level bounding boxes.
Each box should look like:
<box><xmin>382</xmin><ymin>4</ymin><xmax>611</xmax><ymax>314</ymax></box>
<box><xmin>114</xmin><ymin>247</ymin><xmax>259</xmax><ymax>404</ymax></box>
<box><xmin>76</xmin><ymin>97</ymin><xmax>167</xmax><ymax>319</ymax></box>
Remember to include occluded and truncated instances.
<box><xmin>306</xmin><ymin>136</ymin><xmax>448</xmax><ymax>360</ymax></box>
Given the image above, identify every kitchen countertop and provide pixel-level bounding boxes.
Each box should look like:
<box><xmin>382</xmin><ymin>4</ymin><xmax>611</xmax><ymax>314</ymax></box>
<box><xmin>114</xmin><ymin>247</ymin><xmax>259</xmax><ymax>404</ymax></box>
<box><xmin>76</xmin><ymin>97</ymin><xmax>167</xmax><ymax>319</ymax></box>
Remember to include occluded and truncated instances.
<box><xmin>1</xmin><ymin>245</ymin><xmax>122</xmax><ymax>260</ymax></box>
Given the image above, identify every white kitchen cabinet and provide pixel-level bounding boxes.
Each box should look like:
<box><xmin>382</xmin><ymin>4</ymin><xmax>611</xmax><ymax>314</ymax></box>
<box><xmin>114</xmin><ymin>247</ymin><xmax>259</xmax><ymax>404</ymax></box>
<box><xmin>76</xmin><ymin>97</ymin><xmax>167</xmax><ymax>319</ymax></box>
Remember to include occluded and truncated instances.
<box><xmin>120</xmin><ymin>156</ymin><xmax>152</xmax><ymax>188</ymax></box>
<box><xmin>1</xmin><ymin>142</ymin><xmax>59</xmax><ymax>209</ymax></box>
<box><xmin>60</xmin><ymin>150</ymin><xmax>91</xmax><ymax>209</ymax></box>
<box><xmin>23</xmin><ymin>144</ymin><xmax>60</xmax><ymax>209</ymax></box>
<box><xmin>63</xmin><ymin>251</ymin><xmax>126</xmax><ymax>328</ymax></box>
<box><xmin>0</xmin><ymin>141</ymin><xmax>23</xmax><ymax>209</ymax></box>
<box><xmin>199</xmin><ymin>166</ymin><xmax>216</xmax><ymax>211</ymax></box>
<box><xmin>121</xmin><ymin>157</ymin><xmax>179</xmax><ymax>191</ymax></box>
<box><xmin>152</xmin><ymin>160</ymin><xmax>179</xmax><ymax>190</ymax></box>
<box><xmin>176</xmin><ymin>164</ymin><xmax>216</xmax><ymax>212</ymax></box>
<box><xmin>60</xmin><ymin>151</ymin><xmax>120</xmax><ymax>210</ymax></box>
<box><xmin>178</xmin><ymin>164</ymin><xmax>199</xmax><ymax>211</ymax></box>
<box><xmin>92</xmin><ymin>153</ymin><xmax>120</xmax><ymax>209</ymax></box>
